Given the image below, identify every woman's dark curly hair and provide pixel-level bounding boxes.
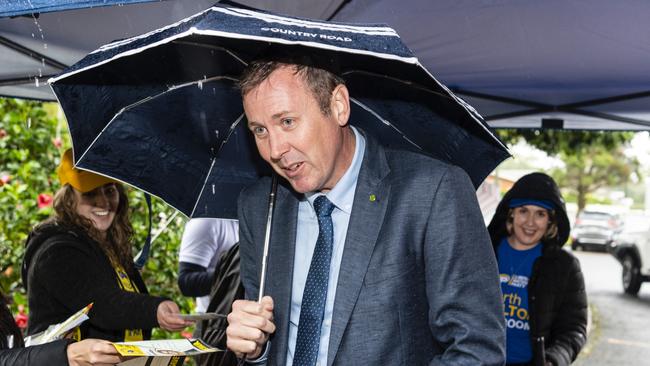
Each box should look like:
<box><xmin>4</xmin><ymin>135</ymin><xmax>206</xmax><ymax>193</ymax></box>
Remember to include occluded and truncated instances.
<box><xmin>52</xmin><ymin>183</ymin><xmax>134</xmax><ymax>269</ymax></box>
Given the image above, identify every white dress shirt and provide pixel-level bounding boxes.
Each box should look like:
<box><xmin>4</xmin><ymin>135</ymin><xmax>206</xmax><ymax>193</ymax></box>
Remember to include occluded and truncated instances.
<box><xmin>286</xmin><ymin>127</ymin><xmax>365</xmax><ymax>366</ymax></box>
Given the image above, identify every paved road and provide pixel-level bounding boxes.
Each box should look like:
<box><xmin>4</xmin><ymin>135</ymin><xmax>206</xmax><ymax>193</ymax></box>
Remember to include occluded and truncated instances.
<box><xmin>572</xmin><ymin>250</ymin><xmax>650</xmax><ymax>365</ymax></box>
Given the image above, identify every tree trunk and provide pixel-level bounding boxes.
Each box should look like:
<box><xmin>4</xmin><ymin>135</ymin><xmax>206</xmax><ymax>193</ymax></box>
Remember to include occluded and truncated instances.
<box><xmin>577</xmin><ymin>185</ymin><xmax>587</xmax><ymax>216</ymax></box>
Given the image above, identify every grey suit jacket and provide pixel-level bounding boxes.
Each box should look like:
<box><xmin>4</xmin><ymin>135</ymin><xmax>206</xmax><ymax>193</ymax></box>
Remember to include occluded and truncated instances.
<box><xmin>237</xmin><ymin>134</ymin><xmax>505</xmax><ymax>366</ymax></box>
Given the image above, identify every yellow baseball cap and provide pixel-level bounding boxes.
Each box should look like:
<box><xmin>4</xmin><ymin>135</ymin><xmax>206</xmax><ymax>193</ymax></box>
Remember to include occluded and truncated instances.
<box><xmin>57</xmin><ymin>149</ymin><xmax>118</xmax><ymax>193</ymax></box>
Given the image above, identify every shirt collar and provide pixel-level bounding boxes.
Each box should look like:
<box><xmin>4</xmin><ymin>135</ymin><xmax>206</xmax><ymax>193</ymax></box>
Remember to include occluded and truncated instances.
<box><xmin>305</xmin><ymin>126</ymin><xmax>365</xmax><ymax>215</ymax></box>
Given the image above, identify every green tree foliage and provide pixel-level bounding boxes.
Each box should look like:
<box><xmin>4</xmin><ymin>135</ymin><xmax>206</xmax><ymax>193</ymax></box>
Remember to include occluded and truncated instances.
<box><xmin>0</xmin><ymin>99</ymin><xmax>60</xmax><ymax>300</ymax></box>
<box><xmin>497</xmin><ymin>129</ymin><xmax>635</xmax><ymax>156</ymax></box>
<box><xmin>552</xmin><ymin>145</ymin><xmax>639</xmax><ymax>214</ymax></box>
<box><xmin>0</xmin><ymin>98</ymin><xmax>194</xmax><ymax>338</ymax></box>
<box><xmin>496</xmin><ymin>129</ymin><xmax>639</xmax><ymax>213</ymax></box>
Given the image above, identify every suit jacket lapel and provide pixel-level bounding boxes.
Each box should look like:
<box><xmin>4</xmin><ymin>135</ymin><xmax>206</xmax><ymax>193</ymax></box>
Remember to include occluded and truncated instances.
<box><xmin>266</xmin><ymin>182</ymin><xmax>298</xmax><ymax>366</ymax></box>
<box><xmin>327</xmin><ymin>137</ymin><xmax>391</xmax><ymax>366</ymax></box>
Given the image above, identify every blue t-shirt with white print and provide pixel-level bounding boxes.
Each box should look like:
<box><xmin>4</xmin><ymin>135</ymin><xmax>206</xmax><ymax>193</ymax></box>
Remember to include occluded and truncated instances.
<box><xmin>498</xmin><ymin>238</ymin><xmax>542</xmax><ymax>364</ymax></box>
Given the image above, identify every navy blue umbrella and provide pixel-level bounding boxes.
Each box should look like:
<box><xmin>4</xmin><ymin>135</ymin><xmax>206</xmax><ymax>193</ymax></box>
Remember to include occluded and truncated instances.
<box><xmin>49</xmin><ymin>5</ymin><xmax>509</xmax><ymax>219</ymax></box>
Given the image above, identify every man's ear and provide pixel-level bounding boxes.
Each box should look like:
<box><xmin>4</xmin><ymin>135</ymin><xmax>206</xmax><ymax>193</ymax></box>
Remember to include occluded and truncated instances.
<box><xmin>331</xmin><ymin>84</ymin><xmax>350</xmax><ymax>127</ymax></box>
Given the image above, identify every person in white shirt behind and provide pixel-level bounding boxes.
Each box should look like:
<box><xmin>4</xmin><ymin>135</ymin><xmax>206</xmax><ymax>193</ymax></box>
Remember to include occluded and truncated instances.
<box><xmin>177</xmin><ymin>218</ymin><xmax>239</xmax><ymax>313</ymax></box>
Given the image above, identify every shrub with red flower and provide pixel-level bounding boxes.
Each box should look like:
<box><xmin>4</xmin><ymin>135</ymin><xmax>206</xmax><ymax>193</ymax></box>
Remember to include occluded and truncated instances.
<box><xmin>37</xmin><ymin>193</ymin><xmax>53</xmax><ymax>208</ymax></box>
<box><xmin>15</xmin><ymin>304</ymin><xmax>28</xmax><ymax>331</ymax></box>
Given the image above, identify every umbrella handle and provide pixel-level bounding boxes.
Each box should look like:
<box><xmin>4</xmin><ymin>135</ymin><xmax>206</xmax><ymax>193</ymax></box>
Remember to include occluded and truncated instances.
<box><xmin>257</xmin><ymin>174</ymin><xmax>278</xmax><ymax>303</ymax></box>
<box><xmin>238</xmin><ymin>175</ymin><xmax>278</xmax><ymax>366</ymax></box>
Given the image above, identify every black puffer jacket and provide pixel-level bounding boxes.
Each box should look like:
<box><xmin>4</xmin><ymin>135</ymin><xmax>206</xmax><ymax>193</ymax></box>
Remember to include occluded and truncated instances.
<box><xmin>487</xmin><ymin>173</ymin><xmax>588</xmax><ymax>366</ymax></box>
<box><xmin>0</xmin><ymin>339</ymin><xmax>72</xmax><ymax>366</ymax></box>
<box><xmin>22</xmin><ymin>222</ymin><xmax>166</xmax><ymax>342</ymax></box>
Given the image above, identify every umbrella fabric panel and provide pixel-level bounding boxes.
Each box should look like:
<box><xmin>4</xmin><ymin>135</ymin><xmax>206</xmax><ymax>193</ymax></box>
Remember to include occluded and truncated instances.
<box><xmin>55</xmin><ymin>83</ymin><xmax>170</xmax><ymax>154</ymax></box>
<box><xmin>56</xmin><ymin>40</ymin><xmax>247</xmax><ymax>155</ymax></box>
<box><xmin>73</xmin><ymin>80</ymin><xmax>264</xmax><ymax>218</ymax></box>
<box><xmin>194</xmin><ymin>126</ymin><xmax>273</xmax><ymax>218</ymax></box>
<box><xmin>347</xmin><ymin>74</ymin><xmax>508</xmax><ymax>188</ymax></box>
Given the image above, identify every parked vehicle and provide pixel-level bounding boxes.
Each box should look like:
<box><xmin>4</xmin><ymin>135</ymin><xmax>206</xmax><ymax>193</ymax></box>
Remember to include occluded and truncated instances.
<box><xmin>570</xmin><ymin>211</ymin><xmax>622</xmax><ymax>251</ymax></box>
<box><xmin>608</xmin><ymin>214</ymin><xmax>650</xmax><ymax>295</ymax></box>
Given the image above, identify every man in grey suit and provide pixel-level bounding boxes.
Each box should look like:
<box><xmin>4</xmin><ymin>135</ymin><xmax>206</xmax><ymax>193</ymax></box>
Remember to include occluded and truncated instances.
<box><xmin>226</xmin><ymin>54</ymin><xmax>506</xmax><ymax>365</ymax></box>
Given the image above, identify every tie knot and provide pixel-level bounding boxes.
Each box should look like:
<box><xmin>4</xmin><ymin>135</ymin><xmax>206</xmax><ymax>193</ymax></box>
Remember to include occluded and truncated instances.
<box><xmin>313</xmin><ymin>195</ymin><xmax>335</xmax><ymax>218</ymax></box>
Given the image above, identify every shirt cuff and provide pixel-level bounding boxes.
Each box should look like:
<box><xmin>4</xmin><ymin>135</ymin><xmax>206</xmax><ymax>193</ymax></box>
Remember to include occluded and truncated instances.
<box><xmin>245</xmin><ymin>341</ymin><xmax>270</xmax><ymax>365</ymax></box>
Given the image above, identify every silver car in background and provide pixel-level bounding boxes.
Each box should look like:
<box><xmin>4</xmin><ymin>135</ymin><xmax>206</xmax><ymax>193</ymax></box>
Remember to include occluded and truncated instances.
<box><xmin>570</xmin><ymin>211</ymin><xmax>623</xmax><ymax>251</ymax></box>
<box><xmin>609</xmin><ymin>213</ymin><xmax>650</xmax><ymax>295</ymax></box>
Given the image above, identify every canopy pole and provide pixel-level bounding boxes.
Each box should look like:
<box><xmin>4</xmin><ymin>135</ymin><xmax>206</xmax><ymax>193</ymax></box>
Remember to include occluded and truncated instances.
<box><xmin>258</xmin><ymin>174</ymin><xmax>278</xmax><ymax>302</ymax></box>
<box><xmin>0</xmin><ymin>35</ymin><xmax>67</xmax><ymax>70</ymax></box>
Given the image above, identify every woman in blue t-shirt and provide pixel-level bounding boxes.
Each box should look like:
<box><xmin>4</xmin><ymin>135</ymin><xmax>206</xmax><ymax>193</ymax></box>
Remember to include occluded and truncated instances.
<box><xmin>488</xmin><ymin>173</ymin><xmax>587</xmax><ymax>366</ymax></box>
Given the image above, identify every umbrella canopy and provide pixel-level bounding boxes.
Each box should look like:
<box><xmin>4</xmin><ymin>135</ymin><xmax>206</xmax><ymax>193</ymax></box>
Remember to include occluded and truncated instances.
<box><xmin>49</xmin><ymin>6</ymin><xmax>509</xmax><ymax>219</ymax></box>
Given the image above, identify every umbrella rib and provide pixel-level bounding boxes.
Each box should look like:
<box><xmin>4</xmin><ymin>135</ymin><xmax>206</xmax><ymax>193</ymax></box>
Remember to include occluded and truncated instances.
<box><xmin>171</xmin><ymin>40</ymin><xmax>248</xmax><ymax>66</ymax></box>
<box><xmin>189</xmin><ymin>112</ymin><xmax>247</xmax><ymax>218</ymax></box>
<box><xmin>165</xmin><ymin>75</ymin><xmax>239</xmax><ymax>92</ymax></box>
<box><xmin>222</xmin><ymin>113</ymin><xmax>247</xmax><ymax>151</ymax></box>
<box><xmin>190</xmin><ymin>157</ymin><xmax>218</xmax><ymax>218</ymax></box>
<box><xmin>349</xmin><ymin>97</ymin><xmax>421</xmax><ymax>151</ymax></box>
<box><xmin>342</xmin><ymin>70</ymin><xmax>455</xmax><ymax>101</ymax></box>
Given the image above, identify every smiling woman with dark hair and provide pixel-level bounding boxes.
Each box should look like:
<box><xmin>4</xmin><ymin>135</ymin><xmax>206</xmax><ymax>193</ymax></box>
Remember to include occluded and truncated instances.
<box><xmin>488</xmin><ymin>172</ymin><xmax>588</xmax><ymax>366</ymax></box>
<box><xmin>22</xmin><ymin>149</ymin><xmax>191</xmax><ymax>344</ymax></box>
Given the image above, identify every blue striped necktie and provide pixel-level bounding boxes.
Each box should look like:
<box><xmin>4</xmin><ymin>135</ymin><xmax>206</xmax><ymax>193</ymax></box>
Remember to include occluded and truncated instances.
<box><xmin>293</xmin><ymin>195</ymin><xmax>336</xmax><ymax>366</ymax></box>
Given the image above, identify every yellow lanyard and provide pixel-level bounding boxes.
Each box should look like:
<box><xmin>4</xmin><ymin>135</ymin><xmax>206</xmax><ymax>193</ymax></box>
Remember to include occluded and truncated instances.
<box><xmin>112</xmin><ymin>261</ymin><xmax>144</xmax><ymax>341</ymax></box>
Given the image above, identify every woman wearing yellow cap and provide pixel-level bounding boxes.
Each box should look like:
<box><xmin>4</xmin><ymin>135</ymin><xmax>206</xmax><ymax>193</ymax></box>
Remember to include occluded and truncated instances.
<box><xmin>22</xmin><ymin>149</ymin><xmax>191</xmax><ymax>343</ymax></box>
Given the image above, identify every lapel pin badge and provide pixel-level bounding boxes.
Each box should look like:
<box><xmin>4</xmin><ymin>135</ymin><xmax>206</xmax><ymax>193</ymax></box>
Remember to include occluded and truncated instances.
<box><xmin>369</xmin><ymin>194</ymin><xmax>376</xmax><ymax>202</ymax></box>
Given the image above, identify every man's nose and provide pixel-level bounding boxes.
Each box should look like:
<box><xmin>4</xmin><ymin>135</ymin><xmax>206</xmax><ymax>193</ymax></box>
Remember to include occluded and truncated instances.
<box><xmin>268</xmin><ymin>133</ymin><xmax>289</xmax><ymax>161</ymax></box>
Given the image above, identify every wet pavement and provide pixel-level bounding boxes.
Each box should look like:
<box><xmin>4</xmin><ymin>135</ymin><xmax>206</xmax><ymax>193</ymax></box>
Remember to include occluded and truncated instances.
<box><xmin>572</xmin><ymin>250</ymin><xmax>650</xmax><ymax>365</ymax></box>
